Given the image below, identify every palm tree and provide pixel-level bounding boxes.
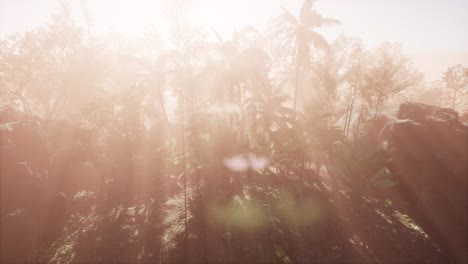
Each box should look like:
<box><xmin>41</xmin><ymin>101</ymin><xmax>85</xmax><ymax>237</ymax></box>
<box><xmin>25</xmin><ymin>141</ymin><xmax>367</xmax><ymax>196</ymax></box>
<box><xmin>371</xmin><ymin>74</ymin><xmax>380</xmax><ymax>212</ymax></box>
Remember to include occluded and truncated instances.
<box><xmin>244</xmin><ymin>85</ymin><xmax>294</xmax><ymax>134</ymax></box>
<box><xmin>301</xmin><ymin>100</ymin><xmax>343</xmax><ymax>175</ymax></box>
<box><xmin>206</xmin><ymin>27</ymin><xmax>270</xmax><ymax>130</ymax></box>
<box><xmin>274</xmin><ymin>0</ymin><xmax>340</xmax><ymax>111</ymax></box>
<box><xmin>210</xmin><ymin>27</ymin><xmax>269</xmax><ymax>104</ymax></box>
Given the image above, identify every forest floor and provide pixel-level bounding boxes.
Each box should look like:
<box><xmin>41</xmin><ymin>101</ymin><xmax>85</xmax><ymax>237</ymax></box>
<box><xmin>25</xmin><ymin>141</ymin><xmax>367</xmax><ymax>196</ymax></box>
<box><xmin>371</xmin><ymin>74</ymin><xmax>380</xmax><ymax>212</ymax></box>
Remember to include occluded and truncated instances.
<box><xmin>41</xmin><ymin>172</ymin><xmax>449</xmax><ymax>264</ymax></box>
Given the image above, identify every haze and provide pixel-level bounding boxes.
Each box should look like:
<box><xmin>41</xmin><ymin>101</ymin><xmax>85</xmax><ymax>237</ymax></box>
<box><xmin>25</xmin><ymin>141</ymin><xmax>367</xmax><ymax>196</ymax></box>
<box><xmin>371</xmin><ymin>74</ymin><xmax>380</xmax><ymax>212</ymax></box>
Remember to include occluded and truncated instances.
<box><xmin>2</xmin><ymin>1</ymin><xmax>468</xmax><ymax>263</ymax></box>
<box><xmin>1</xmin><ymin>0</ymin><xmax>468</xmax><ymax>81</ymax></box>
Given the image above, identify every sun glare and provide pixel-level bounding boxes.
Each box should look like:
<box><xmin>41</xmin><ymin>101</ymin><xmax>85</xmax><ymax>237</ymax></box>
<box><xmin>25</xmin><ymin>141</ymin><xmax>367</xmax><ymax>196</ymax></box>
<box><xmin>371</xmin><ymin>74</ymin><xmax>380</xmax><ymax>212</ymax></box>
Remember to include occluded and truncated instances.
<box><xmin>85</xmin><ymin>0</ymin><xmax>167</xmax><ymax>36</ymax></box>
<box><xmin>1</xmin><ymin>0</ymin><xmax>468</xmax><ymax>263</ymax></box>
<box><xmin>84</xmin><ymin>0</ymin><xmax>282</xmax><ymax>40</ymax></box>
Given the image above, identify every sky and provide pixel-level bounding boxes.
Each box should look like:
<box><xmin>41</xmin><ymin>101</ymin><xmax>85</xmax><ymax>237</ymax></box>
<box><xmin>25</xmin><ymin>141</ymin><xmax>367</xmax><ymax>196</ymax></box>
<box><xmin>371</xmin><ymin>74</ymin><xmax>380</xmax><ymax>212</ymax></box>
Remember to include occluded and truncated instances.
<box><xmin>1</xmin><ymin>0</ymin><xmax>467</xmax><ymax>81</ymax></box>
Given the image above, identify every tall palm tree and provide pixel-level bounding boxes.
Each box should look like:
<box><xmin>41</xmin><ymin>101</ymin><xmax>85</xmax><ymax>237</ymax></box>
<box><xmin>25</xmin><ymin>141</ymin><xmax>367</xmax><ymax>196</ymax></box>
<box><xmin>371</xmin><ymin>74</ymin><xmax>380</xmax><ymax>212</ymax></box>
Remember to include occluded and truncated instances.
<box><xmin>244</xmin><ymin>85</ymin><xmax>293</xmax><ymax>134</ymax></box>
<box><xmin>210</xmin><ymin>27</ymin><xmax>269</xmax><ymax>104</ymax></box>
<box><xmin>274</xmin><ymin>0</ymin><xmax>340</xmax><ymax>111</ymax></box>
<box><xmin>301</xmin><ymin>100</ymin><xmax>343</xmax><ymax>174</ymax></box>
<box><xmin>208</xmin><ymin>27</ymin><xmax>270</xmax><ymax>129</ymax></box>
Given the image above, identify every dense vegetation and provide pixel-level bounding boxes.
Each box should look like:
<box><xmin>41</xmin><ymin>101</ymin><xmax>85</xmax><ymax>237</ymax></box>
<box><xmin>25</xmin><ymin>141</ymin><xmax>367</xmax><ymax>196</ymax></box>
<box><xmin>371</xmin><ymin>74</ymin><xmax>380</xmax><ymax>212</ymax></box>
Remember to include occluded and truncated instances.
<box><xmin>1</xmin><ymin>1</ymin><xmax>467</xmax><ymax>263</ymax></box>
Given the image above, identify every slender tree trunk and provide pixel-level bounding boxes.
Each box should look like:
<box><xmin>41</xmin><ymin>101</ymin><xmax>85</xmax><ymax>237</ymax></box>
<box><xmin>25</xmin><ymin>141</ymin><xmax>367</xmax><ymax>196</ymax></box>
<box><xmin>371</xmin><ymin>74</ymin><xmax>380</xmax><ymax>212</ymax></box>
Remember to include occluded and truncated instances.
<box><xmin>451</xmin><ymin>88</ymin><xmax>458</xmax><ymax>110</ymax></box>
<box><xmin>293</xmin><ymin>59</ymin><xmax>300</xmax><ymax>112</ymax></box>
<box><xmin>374</xmin><ymin>95</ymin><xmax>382</xmax><ymax>119</ymax></box>
<box><xmin>355</xmin><ymin>100</ymin><xmax>365</xmax><ymax>139</ymax></box>
<box><xmin>180</xmin><ymin>88</ymin><xmax>188</xmax><ymax>261</ymax></box>
<box><xmin>230</xmin><ymin>83</ymin><xmax>237</xmax><ymax>127</ymax></box>
<box><xmin>343</xmin><ymin>87</ymin><xmax>354</xmax><ymax>140</ymax></box>
<box><xmin>345</xmin><ymin>92</ymin><xmax>357</xmax><ymax>139</ymax></box>
<box><xmin>159</xmin><ymin>91</ymin><xmax>170</xmax><ymax>127</ymax></box>
<box><xmin>344</xmin><ymin>53</ymin><xmax>362</xmax><ymax>140</ymax></box>
<box><xmin>154</xmin><ymin>82</ymin><xmax>172</xmax><ymax>134</ymax></box>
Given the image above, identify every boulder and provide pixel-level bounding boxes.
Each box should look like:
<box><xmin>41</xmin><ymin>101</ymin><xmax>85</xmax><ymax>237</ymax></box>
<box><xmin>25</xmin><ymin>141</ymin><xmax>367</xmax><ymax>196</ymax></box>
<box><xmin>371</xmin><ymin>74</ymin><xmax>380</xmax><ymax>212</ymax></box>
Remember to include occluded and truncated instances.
<box><xmin>389</xmin><ymin>102</ymin><xmax>468</xmax><ymax>263</ymax></box>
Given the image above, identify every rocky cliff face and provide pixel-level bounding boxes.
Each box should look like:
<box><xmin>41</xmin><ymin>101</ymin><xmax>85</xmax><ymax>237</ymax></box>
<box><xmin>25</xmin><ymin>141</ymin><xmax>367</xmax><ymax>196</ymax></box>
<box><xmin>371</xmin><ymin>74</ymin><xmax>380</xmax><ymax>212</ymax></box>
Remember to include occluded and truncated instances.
<box><xmin>389</xmin><ymin>102</ymin><xmax>468</xmax><ymax>263</ymax></box>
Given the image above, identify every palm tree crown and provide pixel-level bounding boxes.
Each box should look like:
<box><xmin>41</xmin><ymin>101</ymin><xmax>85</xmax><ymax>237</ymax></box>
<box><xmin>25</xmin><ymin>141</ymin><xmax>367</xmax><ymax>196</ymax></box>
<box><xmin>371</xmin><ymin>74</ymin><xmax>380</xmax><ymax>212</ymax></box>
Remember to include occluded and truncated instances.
<box><xmin>274</xmin><ymin>0</ymin><xmax>340</xmax><ymax>110</ymax></box>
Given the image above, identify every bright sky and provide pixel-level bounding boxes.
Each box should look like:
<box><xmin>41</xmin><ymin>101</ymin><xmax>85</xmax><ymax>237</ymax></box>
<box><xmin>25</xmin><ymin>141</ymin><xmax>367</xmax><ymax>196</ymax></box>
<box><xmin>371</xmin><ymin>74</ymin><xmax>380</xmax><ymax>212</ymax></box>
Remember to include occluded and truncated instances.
<box><xmin>1</xmin><ymin>0</ymin><xmax>467</xmax><ymax>80</ymax></box>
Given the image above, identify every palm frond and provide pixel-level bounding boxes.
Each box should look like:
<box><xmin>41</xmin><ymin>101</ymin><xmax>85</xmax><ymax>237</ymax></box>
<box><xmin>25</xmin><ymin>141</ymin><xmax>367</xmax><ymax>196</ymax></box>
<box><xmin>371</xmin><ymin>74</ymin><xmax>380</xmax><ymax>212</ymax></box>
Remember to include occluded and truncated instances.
<box><xmin>308</xmin><ymin>30</ymin><xmax>329</xmax><ymax>50</ymax></box>
<box><xmin>269</xmin><ymin>24</ymin><xmax>296</xmax><ymax>47</ymax></box>
<box><xmin>211</xmin><ymin>28</ymin><xmax>223</xmax><ymax>43</ymax></box>
<box><xmin>235</xmin><ymin>26</ymin><xmax>261</xmax><ymax>39</ymax></box>
<box><xmin>299</xmin><ymin>0</ymin><xmax>318</xmax><ymax>23</ymax></box>
<box><xmin>320</xmin><ymin>18</ymin><xmax>341</xmax><ymax>27</ymax></box>
<box><xmin>279</xmin><ymin>7</ymin><xmax>299</xmax><ymax>26</ymax></box>
<box><xmin>233</xmin><ymin>26</ymin><xmax>264</xmax><ymax>49</ymax></box>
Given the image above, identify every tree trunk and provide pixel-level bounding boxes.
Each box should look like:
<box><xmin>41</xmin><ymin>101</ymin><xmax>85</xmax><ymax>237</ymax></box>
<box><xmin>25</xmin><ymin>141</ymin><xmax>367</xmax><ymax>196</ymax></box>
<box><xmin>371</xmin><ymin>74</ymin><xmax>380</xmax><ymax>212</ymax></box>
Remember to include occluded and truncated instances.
<box><xmin>180</xmin><ymin>88</ymin><xmax>188</xmax><ymax>261</ymax></box>
<box><xmin>159</xmin><ymin>92</ymin><xmax>170</xmax><ymax>128</ymax></box>
<box><xmin>293</xmin><ymin>59</ymin><xmax>300</xmax><ymax>112</ymax></box>
<box><xmin>451</xmin><ymin>88</ymin><xmax>458</xmax><ymax>110</ymax></box>
<box><xmin>343</xmin><ymin>86</ymin><xmax>354</xmax><ymax>140</ymax></box>
<box><xmin>355</xmin><ymin>100</ymin><xmax>365</xmax><ymax>138</ymax></box>
<box><xmin>374</xmin><ymin>95</ymin><xmax>382</xmax><ymax>119</ymax></box>
<box><xmin>344</xmin><ymin>54</ymin><xmax>362</xmax><ymax>140</ymax></box>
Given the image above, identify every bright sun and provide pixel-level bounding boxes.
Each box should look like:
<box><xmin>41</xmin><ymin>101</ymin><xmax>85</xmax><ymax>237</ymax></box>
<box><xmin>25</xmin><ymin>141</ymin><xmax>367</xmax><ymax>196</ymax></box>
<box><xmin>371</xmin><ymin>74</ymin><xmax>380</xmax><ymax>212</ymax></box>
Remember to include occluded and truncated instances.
<box><xmin>85</xmin><ymin>0</ymin><xmax>275</xmax><ymax>40</ymax></box>
<box><xmin>86</xmin><ymin>0</ymin><xmax>166</xmax><ymax>36</ymax></box>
